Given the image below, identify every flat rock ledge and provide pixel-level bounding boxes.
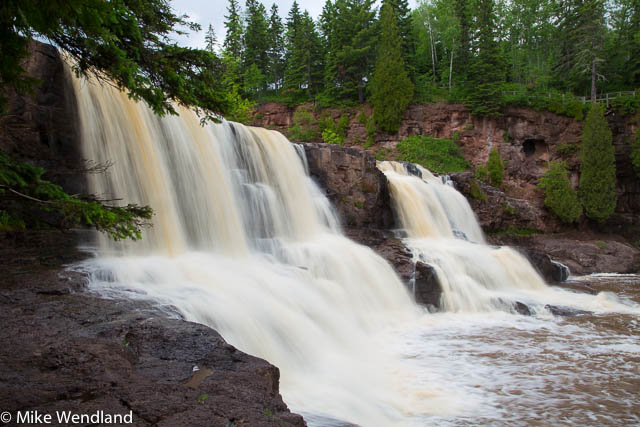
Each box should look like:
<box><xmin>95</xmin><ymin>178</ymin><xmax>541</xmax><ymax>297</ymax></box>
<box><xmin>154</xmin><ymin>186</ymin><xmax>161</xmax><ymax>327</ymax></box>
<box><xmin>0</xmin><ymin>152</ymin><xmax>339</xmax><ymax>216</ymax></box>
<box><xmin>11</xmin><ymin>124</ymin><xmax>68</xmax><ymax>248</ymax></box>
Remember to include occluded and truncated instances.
<box><xmin>0</xmin><ymin>231</ymin><xmax>305</xmax><ymax>427</ymax></box>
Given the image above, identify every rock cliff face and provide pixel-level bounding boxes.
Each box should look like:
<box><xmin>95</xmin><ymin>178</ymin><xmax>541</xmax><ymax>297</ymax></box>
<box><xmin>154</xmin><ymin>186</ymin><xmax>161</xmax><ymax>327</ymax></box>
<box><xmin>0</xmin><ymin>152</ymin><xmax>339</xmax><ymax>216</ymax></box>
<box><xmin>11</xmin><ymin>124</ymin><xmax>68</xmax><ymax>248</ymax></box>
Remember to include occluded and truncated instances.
<box><xmin>253</xmin><ymin>102</ymin><xmax>640</xmax><ymax>230</ymax></box>
<box><xmin>304</xmin><ymin>143</ymin><xmax>393</xmax><ymax>229</ymax></box>
<box><xmin>0</xmin><ymin>42</ymin><xmax>86</xmax><ymax>195</ymax></box>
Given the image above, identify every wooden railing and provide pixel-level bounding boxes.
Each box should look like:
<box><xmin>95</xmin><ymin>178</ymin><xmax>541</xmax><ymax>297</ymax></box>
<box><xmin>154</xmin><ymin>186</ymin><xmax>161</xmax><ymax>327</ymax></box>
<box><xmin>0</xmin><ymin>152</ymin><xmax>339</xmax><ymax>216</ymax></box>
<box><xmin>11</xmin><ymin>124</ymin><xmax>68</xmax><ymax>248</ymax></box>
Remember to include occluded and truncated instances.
<box><xmin>502</xmin><ymin>90</ymin><xmax>637</xmax><ymax>106</ymax></box>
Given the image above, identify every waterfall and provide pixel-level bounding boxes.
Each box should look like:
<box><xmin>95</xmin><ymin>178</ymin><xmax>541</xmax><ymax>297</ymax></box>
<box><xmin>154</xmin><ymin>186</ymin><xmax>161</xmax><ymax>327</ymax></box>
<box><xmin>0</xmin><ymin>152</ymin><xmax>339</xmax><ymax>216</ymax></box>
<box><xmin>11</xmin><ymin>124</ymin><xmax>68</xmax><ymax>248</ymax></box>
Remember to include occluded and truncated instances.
<box><xmin>68</xmin><ymin>72</ymin><xmax>467</xmax><ymax>426</ymax></box>
<box><xmin>378</xmin><ymin>161</ymin><xmax>561</xmax><ymax>313</ymax></box>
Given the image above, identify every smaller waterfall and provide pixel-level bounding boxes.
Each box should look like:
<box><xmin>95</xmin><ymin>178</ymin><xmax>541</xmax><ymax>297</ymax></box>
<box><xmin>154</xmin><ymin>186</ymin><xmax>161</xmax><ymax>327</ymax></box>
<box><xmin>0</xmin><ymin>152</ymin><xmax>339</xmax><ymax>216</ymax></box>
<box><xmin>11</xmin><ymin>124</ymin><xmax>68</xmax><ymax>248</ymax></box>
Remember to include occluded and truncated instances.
<box><xmin>379</xmin><ymin>161</ymin><xmax>555</xmax><ymax>313</ymax></box>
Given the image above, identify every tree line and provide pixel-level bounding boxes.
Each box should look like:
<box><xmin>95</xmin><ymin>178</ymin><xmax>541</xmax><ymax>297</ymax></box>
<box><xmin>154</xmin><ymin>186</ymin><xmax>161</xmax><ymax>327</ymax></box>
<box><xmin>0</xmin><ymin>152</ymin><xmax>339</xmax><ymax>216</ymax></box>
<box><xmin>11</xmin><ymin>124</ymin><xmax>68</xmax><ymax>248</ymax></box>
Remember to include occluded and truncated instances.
<box><xmin>215</xmin><ymin>0</ymin><xmax>639</xmax><ymax>126</ymax></box>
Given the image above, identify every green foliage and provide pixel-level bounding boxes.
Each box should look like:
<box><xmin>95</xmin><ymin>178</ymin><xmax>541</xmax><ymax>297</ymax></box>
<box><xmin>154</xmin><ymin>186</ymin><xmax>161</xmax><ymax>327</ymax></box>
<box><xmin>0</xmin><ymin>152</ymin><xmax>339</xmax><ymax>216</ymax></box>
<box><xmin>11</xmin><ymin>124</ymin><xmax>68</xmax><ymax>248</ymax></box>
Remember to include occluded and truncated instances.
<box><xmin>196</xmin><ymin>393</ymin><xmax>208</xmax><ymax>404</ymax></box>
<box><xmin>474</xmin><ymin>165</ymin><xmax>489</xmax><ymax>183</ymax></box>
<box><xmin>597</xmin><ymin>240</ymin><xmax>606</xmax><ymax>250</ymax></box>
<box><xmin>263</xmin><ymin>408</ymin><xmax>274</xmax><ymax>417</ymax></box>
<box><xmin>610</xmin><ymin>93</ymin><xmax>640</xmax><ymax>115</ymax></box>
<box><xmin>538</xmin><ymin>161</ymin><xmax>582</xmax><ymax>223</ymax></box>
<box><xmin>486</xmin><ymin>147</ymin><xmax>504</xmax><ymax>187</ymax></box>
<box><xmin>469</xmin><ymin>178</ymin><xmax>487</xmax><ymax>201</ymax></box>
<box><xmin>375</xmin><ymin>148</ymin><xmax>389</xmax><ymax>161</ymax></box>
<box><xmin>322</xmin><ymin>129</ymin><xmax>343</xmax><ymax>145</ymax></box>
<box><xmin>502</xmin><ymin>202</ymin><xmax>515</xmax><ymax>215</ymax></box>
<box><xmin>353</xmin><ymin>200</ymin><xmax>364</xmax><ymax>209</ymax></box>
<box><xmin>579</xmin><ymin>104</ymin><xmax>617</xmax><ymax>222</ymax></box>
<box><xmin>490</xmin><ymin>226</ymin><xmax>539</xmax><ymax>237</ymax></box>
<box><xmin>0</xmin><ymin>210</ymin><xmax>25</xmax><ymax>231</ymax></box>
<box><xmin>632</xmin><ymin>127</ymin><xmax>640</xmax><ymax>178</ymax></box>
<box><xmin>1</xmin><ymin>0</ymin><xmax>234</xmax><ymax>121</ymax></box>
<box><xmin>365</xmin><ymin>114</ymin><xmax>377</xmax><ymax>146</ymax></box>
<box><xmin>0</xmin><ymin>152</ymin><xmax>152</xmax><ymax>240</ymax></box>
<box><xmin>556</xmin><ymin>142</ymin><xmax>581</xmax><ymax>157</ymax></box>
<box><xmin>396</xmin><ymin>135</ymin><xmax>470</xmax><ymax>174</ymax></box>
<box><xmin>288</xmin><ymin>107</ymin><xmax>318</xmax><ymax>141</ymax></box>
<box><xmin>371</xmin><ymin>3</ymin><xmax>414</xmax><ymax>133</ymax></box>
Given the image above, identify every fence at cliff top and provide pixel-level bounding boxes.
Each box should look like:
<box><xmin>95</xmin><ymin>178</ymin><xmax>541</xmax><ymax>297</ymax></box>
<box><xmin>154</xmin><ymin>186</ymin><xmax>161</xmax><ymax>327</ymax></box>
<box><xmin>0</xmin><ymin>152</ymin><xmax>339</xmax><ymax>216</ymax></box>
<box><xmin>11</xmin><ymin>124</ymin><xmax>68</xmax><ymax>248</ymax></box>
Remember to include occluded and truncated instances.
<box><xmin>502</xmin><ymin>89</ymin><xmax>637</xmax><ymax>106</ymax></box>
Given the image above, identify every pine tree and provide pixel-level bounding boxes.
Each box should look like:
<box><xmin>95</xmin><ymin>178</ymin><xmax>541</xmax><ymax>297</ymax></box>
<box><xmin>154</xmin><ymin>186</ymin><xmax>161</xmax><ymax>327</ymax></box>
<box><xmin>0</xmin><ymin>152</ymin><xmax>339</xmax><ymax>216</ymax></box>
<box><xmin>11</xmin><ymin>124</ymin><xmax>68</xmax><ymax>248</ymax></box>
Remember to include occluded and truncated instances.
<box><xmin>538</xmin><ymin>161</ymin><xmax>582</xmax><ymax>223</ymax></box>
<box><xmin>243</xmin><ymin>0</ymin><xmax>270</xmax><ymax>92</ymax></box>
<box><xmin>267</xmin><ymin>4</ymin><xmax>285</xmax><ymax>90</ymax></box>
<box><xmin>224</xmin><ymin>0</ymin><xmax>244</xmax><ymax>59</ymax></box>
<box><xmin>382</xmin><ymin>0</ymin><xmax>417</xmax><ymax>80</ymax></box>
<box><xmin>324</xmin><ymin>0</ymin><xmax>377</xmax><ymax>103</ymax></box>
<box><xmin>579</xmin><ymin>104</ymin><xmax>617</xmax><ymax>222</ymax></box>
<box><xmin>466</xmin><ymin>0</ymin><xmax>507</xmax><ymax>116</ymax></box>
<box><xmin>453</xmin><ymin>0</ymin><xmax>471</xmax><ymax>83</ymax></box>
<box><xmin>371</xmin><ymin>4</ymin><xmax>414</xmax><ymax>133</ymax></box>
<box><xmin>284</xmin><ymin>7</ymin><xmax>323</xmax><ymax>97</ymax></box>
<box><xmin>486</xmin><ymin>146</ymin><xmax>504</xmax><ymax>186</ymax></box>
<box><xmin>205</xmin><ymin>24</ymin><xmax>218</xmax><ymax>53</ymax></box>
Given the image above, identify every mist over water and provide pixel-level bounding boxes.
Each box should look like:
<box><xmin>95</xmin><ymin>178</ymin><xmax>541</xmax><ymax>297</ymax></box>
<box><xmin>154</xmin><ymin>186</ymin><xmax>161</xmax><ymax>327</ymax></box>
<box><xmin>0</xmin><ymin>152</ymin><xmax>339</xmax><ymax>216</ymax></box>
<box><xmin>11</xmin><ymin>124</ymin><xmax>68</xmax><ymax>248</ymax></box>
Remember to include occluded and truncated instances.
<box><xmin>70</xmin><ymin>68</ymin><xmax>640</xmax><ymax>425</ymax></box>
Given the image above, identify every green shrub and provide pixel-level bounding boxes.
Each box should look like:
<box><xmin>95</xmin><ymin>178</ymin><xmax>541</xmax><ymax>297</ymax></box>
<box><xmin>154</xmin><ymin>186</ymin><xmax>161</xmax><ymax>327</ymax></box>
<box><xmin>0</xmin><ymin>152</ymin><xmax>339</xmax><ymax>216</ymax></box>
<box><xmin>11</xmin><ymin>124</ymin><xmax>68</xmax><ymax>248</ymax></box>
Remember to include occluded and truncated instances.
<box><xmin>502</xmin><ymin>202</ymin><xmax>515</xmax><ymax>215</ymax></box>
<box><xmin>396</xmin><ymin>135</ymin><xmax>470</xmax><ymax>174</ymax></box>
<box><xmin>469</xmin><ymin>178</ymin><xmax>487</xmax><ymax>201</ymax></box>
<box><xmin>375</xmin><ymin>148</ymin><xmax>388</xmax><ymax>161</ymax></box>
<box><xmin>288</xmin><ymin>108</ymin><xmax>318</xmax><ymax>142</ymax></box>
<box><xmin>556</xmin><ymin>142</ymin><xmax>580</xmax><ymax>157</ymax></box>
<box><xmin>474</xmin><ymin>165</ymin><xmax>489</xmax><ymax>183</ymax></box>
<box><xmin>337</xmin><ymin>113</ymin><xmax>350</xmax><ymax>138</ymax></box>
<box><xmin>487</xmin><ymin>147</ymin><xmax>504</xmax><ymax>186</ymax></box>
<box><xmin>538</xmin><ymin>161</ymin><xmax>582</xmax><ymax>223</ymax></box>
<box><xmin>566</xmin><ymin>98</ymin><xmax>585</xmax><ymax>121</ymax></box>
<box><xmin>365</xmin><ymin>114</ymin><xmax>377</xmax><ymax>146</ymax></box>
<box><xmin>322</xmin><ymin>129</ymin><xmax>343</xmax><ymax>145</ymax></box>
<box><xmin>358</xmin><ymin>110</ymin><xmax>368</xmax><ymax>125</ymax></box>
<box><xmin>610</xmin><ymin>93</ymin><xmax>640</xmax><ymax>115</ymax></box>
<box><xmin>579</xmin><ymin>104</ymin><xmax>617</xmax><ymax>222</ymax></box>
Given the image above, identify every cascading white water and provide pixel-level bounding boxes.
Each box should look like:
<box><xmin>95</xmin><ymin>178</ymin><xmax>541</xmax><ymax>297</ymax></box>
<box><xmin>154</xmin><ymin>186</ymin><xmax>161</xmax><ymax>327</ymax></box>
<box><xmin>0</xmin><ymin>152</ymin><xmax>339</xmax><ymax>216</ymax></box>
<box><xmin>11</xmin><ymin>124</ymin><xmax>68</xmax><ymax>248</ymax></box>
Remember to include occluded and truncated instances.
<box><xmin>377</xmin><ymin>161</ymin><xmax>637</xmax><ymax>314</ymax></box>
<box><xmin>68</xmin><ymin>72</ymin><xmax>470</xmax><ymax>426</ymax></box>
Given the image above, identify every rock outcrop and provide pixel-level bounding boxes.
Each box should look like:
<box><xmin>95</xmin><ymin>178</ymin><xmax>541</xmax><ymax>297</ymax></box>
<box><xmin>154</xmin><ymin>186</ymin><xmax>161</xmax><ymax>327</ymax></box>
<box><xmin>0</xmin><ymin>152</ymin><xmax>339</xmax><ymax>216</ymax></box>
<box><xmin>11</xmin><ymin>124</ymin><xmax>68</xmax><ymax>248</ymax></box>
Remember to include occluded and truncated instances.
<box><xmin>490</xmin><ymin>233</ymin><xmax>640</xmax><ymax>276</ymax></box>
<box><xmin>304</xmin><ymin>143</ymin><xmax>393</xmax><ymax>229</ymax></box>
<box><xmin>449</xmin><ymin>172</ymin><xmax>561</xmax><ymax>233</ymax></box>
<box><xmin>0</xmin><ymin>231</ymin><xmax>305</xmax><ymax>427</ymax></box>
<box><xmin>0</xmin><ymin>41</ymin><xmax>86</xmax><ymax>195</ymax></box>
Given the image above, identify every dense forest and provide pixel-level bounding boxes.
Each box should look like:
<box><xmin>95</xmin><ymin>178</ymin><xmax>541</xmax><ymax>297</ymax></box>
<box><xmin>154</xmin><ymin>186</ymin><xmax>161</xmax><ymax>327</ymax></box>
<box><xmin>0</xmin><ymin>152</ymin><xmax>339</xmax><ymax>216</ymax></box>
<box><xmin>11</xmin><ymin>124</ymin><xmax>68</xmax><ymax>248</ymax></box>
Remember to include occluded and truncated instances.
<box><xmin>212</xmin><ymin>0</ymin><xmax>640</xmax><ymax>124</ymax></box>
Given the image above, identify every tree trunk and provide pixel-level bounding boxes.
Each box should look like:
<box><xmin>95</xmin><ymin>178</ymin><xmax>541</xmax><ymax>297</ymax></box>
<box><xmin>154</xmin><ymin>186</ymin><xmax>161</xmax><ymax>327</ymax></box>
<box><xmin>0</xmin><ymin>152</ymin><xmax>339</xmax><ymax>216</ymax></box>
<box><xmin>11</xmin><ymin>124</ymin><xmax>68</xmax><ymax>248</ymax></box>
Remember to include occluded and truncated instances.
<box><xmin>449</xmin><ymin>49</ymin><xmax>454</xmax><ymax>91</ymax></box>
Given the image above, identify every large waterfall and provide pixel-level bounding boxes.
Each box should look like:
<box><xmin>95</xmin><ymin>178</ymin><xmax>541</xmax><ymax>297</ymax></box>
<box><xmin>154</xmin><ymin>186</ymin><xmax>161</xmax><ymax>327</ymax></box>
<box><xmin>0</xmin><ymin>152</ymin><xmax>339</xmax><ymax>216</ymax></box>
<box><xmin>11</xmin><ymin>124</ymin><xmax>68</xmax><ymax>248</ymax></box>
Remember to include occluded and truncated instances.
<box><xmin>68</xmin><ymin>73</ymin><xmax>458</xmax><ymax>426</ymax></box>
<box><xmin>68</xmin><ymin>70</ymin><xmax>640</xmax><ymax>426</ymax></box>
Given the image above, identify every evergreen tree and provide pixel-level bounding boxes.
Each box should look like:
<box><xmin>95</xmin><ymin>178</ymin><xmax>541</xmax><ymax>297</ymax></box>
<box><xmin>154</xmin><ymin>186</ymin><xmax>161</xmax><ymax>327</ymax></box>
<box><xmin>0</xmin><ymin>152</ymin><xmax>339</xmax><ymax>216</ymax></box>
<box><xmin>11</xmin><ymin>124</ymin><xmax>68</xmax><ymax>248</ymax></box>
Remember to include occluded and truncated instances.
<box><xmin>0</xmin><ymin>0</ymin><xmax>232</xmax><ymax>118</ymax></box>
<box><xmin>324</xmin><ymin>0</ymin><xmax>377</xmax><ymax>103</ymax></box>
<box><xmin>382</xmin><ymin>0</ymin><xmax>417</xmax><ymax>79</ymax></box>
<box><xmin>538</xmin><ymin>161</ymin><xmax>582</xmax><ymax>223</ymax></box>
<box><xmin>284</xmin><ymin>8</ymin><xmax>323</xmax><ymax>97</ymax></box>
<box><xmin>453</xmin><ymin>0</ymin><xmax>472</xmax><ymax>83</ymax></box>
<box><xmin>371</xmin><ymin>4</ymin><xmax>414</xmax><ymax>133</ymax></box>
<box><xmin>487</xmin><ymin>146</ymin><xmax>505</xmax><ymax>186</ymax></box>
<box><xmin>267</xmin><ymin>4</ymin><xmax>285</xmax><ymax>90</ymax></box>
<box><xmin>243</xmin><ymin>0</ymin><xmax>270</xmax><ymax>92</ymax></box>
<box><xmin>224</xmin><ymin>0</ymin><xmax>244</xmax><ymax>59</ymax></box>
<box><xmin>205</xmin><ymin>24</ymin><xmax>218</xmax><ymax>53</ymax></box>
<box><xmin>579</xmin><ymin>104</ymin><xmax>617</xmax><ymax>222</ymax></box>
<box><xmin>466</xmin><ymin>0</ymin><xmax>507</xmax><ymax>116</ymax></box>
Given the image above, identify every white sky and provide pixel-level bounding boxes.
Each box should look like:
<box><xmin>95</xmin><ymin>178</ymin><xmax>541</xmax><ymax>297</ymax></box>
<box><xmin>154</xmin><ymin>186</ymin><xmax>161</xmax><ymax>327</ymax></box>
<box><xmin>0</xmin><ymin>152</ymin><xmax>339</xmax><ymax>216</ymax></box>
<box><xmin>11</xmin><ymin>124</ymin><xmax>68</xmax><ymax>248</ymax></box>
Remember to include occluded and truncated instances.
<box><xmin>170</xmin><ymin>0</ymin><xmax>419</xmax><ymax>50</ymax></box>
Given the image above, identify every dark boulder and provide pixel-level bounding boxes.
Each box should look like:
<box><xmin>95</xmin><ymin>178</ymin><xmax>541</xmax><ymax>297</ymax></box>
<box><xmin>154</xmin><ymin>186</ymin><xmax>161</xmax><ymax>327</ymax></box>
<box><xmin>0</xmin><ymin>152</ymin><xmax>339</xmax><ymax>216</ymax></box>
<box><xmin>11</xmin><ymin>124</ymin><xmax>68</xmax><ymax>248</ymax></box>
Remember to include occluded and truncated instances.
<box><xmin>413</xmin><ymin>261</ymin><xmax>442</xmax><ymax>309</ymax></box>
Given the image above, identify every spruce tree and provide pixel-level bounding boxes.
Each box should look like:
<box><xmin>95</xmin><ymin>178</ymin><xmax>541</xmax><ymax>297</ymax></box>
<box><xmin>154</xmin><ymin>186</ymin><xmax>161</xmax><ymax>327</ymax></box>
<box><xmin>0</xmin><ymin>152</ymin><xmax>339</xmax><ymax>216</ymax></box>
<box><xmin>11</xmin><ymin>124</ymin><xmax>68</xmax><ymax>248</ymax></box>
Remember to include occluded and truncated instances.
<box><xmin>267</xmin><ymin>4</ymin><xmax>285</xmax><ymax>90</ymax></box>
<box><xmin>466</xmin><ymin>0</ymin><xmax>506</xmax><ymax>116</ymax></box>
<box><xmin>324</xmin><ymin>0</ymin><xmax>377</xmax><ymax>103</ymax></box>
<box><xmin>382</xmin><ymin>0</ymin><xmax>417</xmax><ymax>80</ymax></box>
<box><xmin>453</xmin><ymin>0</ymin><xmax>471</xmax><ymax>83</ymax></box>
<box><xmin>579</xmin><ymin>104</ymin><xmax>617</xmax><ymax>222</ymax></box>
<box><xmin>243</xmin><ymin>0</ymin><xmax>270</xmax><ymax>93</ymax></box>
<box><xmin>538</xmin><ymin>161</ymin><xmax>582</xmax><ymax>223</ymax></box>
<box><xmin>371</xmin><ymin>4</ymin><xmax>414</xmax><ymax>133</ymax></box>
<box><xmin>224</xmin><ymin>0</ymin><xmax>244</xmax><ymax>59</ymax></box>
<box><xmin>205</xmin><ymin>24</ymin><xmax>218</xmax><ymax>53</ymax></box>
